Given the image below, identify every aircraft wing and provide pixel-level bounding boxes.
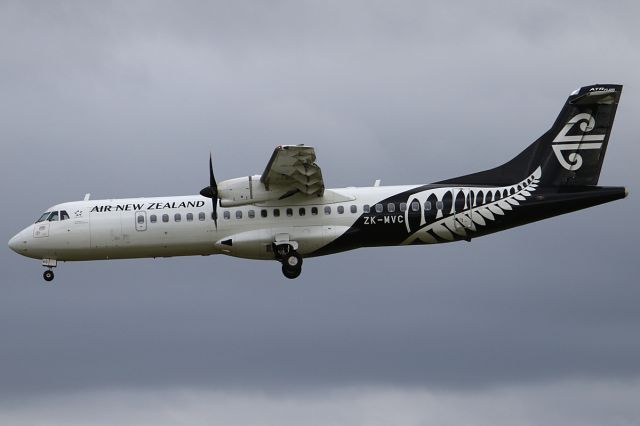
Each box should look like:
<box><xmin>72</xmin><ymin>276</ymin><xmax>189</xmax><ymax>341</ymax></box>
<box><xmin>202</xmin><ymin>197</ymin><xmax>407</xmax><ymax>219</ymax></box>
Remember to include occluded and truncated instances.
<box><xmin>260</xmin><ymin>145</ymin><xmax>324</xmax><ymax>197</ymax></box>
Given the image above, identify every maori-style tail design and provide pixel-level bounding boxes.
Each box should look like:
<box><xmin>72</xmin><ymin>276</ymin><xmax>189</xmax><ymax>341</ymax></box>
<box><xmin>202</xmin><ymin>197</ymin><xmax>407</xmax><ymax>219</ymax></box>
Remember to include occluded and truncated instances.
<box><xmin>403</xmin><ymin>167</ymin><xmax>541</xmax><ymax>244</ymax></box>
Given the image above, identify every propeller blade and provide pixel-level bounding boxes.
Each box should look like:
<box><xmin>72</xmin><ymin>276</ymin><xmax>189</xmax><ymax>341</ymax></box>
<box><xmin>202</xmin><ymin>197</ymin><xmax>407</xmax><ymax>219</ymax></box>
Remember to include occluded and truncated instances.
<box><xmin>199</xmin><ymin>153</ymin><xmax>219</xmax><ymax>230</ymax></box>
<box><xmin>211</xmin><ymin>198</ymin><xmax>218</xmax><ymax>229</ymax></box>
<box><xmin>209</xmin><ymin>153</ymin><xmax>216</xmax><ymax>188</ymax></box>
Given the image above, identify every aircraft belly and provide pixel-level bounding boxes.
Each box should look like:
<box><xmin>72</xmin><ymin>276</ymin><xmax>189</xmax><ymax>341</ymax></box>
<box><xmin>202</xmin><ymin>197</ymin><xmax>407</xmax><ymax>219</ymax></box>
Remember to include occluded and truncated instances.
<box><xmin>290</xmin><ymin>225</ymin><xmax>351</xmax><ymax>256</ymax></box>
<box><xmin>62</xmin><ymin>244</ymin><xmax>219</xmax><ymax>261</ymax></box>
<box><xmin>213</xmin><ymin>225</ymin><xmax>352</xmax><ymax>260</ymax></box>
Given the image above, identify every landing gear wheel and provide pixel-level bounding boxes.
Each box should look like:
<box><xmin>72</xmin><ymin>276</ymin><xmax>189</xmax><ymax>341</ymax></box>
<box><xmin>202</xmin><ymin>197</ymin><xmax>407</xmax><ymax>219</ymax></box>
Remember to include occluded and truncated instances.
<box><xmin>280</xmin><ymin>251</ymin><xmax>303</xmax><ymax>279</ymax></box>
<box><xmin>274</xmin><ymin>244</ymin><xmax>303</xmax><ymax>279</ymax></box>
<box><xmin>43</xmin><ymin>270</ymin><xmax>54</xmax><ymax>282</ymax></box>
<box><xmin>284</xmin><ymin>252</ymin><xmax>302</xmax><ymax>269</ymax></box>
<box><xmin>282</xmin><ymin>263</ymin><xmax>302</xmax><ymax>279</ymax></box>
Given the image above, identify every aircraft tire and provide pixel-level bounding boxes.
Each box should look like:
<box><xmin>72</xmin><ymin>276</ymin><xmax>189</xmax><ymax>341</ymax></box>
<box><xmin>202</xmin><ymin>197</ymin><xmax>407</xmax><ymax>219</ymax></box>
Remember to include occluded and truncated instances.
<box><xmin>43</xmin><ymin>270</ymin><xmax>54</xmax><ymax>282</ymax></box>
<box><xmin>282</xmin><ymin>264</ymin><xmax>302</xmax><ymax>279</ymax></box>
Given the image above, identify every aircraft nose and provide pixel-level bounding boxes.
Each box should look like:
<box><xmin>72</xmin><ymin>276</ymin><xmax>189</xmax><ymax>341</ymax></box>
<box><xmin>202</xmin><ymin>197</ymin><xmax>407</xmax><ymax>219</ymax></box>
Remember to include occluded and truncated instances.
<box><xmin>8</xmin><ymin>228</ymin><xmax>31</xmax><ymax>255</ymax></box>
<box><xmin>8</xmin><ymin>227</ymin><xmax>40</xmax><ymax>259</ymax></box>
<box><xmin>8</xmin><ymin>234</ymin><xmax>20</xmax><ymax>253</ymax></box>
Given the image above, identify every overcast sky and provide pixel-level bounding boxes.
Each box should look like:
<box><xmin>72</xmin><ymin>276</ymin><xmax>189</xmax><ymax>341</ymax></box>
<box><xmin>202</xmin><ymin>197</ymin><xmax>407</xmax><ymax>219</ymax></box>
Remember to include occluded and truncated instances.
<box><xmin>1</xmin><ymin>1</ymin><xmax>639</xmax><ymax>424</ymax></box>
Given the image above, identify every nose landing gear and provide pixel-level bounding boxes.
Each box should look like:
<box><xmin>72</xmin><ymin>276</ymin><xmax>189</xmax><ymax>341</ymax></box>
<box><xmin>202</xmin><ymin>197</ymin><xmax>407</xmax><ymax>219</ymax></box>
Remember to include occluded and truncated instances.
<box><xmin>41</xmin><ymin>258</ymin><xmax>57</xmax><ymax>282</ymax></box>
<box><xmin>274</xmin><ymin>243</ymin><xmax>303</xmax><ymax>279</ymax></box>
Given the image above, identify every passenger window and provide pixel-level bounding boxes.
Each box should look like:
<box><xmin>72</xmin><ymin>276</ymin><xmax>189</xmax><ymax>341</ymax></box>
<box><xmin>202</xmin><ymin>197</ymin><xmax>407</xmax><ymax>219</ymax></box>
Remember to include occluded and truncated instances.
<box><xmin>198</xmin><ymin>212</ymin><xmax>205</xmax><ymax>221</ymax></box>
<box><xmin>286</xmin><ymin>208</ymin><xmax>293</xmax><ymax>217</ymax></box>
<box><xmin>248</xmin><ymin>210</ymin><xmax>255</xmax><ymax>219</ymax></box>
<box><xmin>236</xmin><ymin>210</ymin><xmax>243</xmax><ymax>219</ymax></box>
<box><xmin>311</xmin><ymin>207</ymin><xmax>318</xmax><ymax>215</ymax></box>
<box><xmin>424</xmin><ymin>201</ymin><xmax>432</xmax><ymax>211</ymax></box>
<box><xmin>48</xmin><ymin>212</ymin><xmax>59</xmax><ymax>221</ymax></box>
<box><xmin>150</xmin><ymin>214</ymin><xmax>157</xmax><ymax>223</ymax></box>
<box><xmin>411</xmin><ymin>201</ymin><xmax>420</xmax><ymax>212</ymax></box>
<box><xmin>350</xmin><ymin>205</ymin><xmax>357</xmax><ymax>214</ymax></box>
<box><xmin>162</xmin><ymin>214</ymin><xmax>169</xmax><ymax>222</ymax></box>
<box><xmin>324</xmin><ymin>206</ymin><xmax>331</xmax><ymax>215</ymax></box>
<box><xmin>299</xmin><ymin>207</ymin><xmax>306</xmax><ymax>216</ymax></box>
<box><xmin>261</xmin><ymin>209</ymin><xmax>268</xmax><ymax>218</ymax></box>
<box><xmin>273</xmin><ymin>209</ymin><xmax>280</xmax><ymax>217</ymax></box>
<box><xmin>399</xmin><ymin>203</ymin><xmax>407</xmax><ymax>212</ymax></box>
<box><xmin>375</xmin><ymin>203</ymin><xmax>383</xmax><ymax>213</ymax></box>
<box><xmin>186</xmin><ymin>213</ymin><xmax>193</xmax><ymax>221</ymax></box>
<box><xmin>137</xmin><ymin>215</ymin><xmax>145</xmax><ymax>224</ymax></box>
<box><xmin>174</xmin><ymin>213</ymin><xmax>181</xmax><ymax>222</ymax></box>
<box><xmin>363</xmin><ymin>204</ymin><xmax>370</xmax><ymax>213</ymax></box>
<box><xmin>436</xmin><ymin>201</ymin><xmax>444</xmax><ymax>210</ymax></box>
<box><xmin>337</xmin><ymin>205</ymin><xmax>344</xmax><ymax>214</ymax></box>
<box><xmin>223</xmin><ymin>211</ymin><xmax>230</xmax><ymax>220</ymax></box>
<box><xmin>387</xmin><ymin>203</ymin><xmax>395</xmax><ymax>213</ymax></box>
<box><xmin>60</xmin><ymin>210</ymin><xmax>70</xmax><ymax>221</ymax></box>
<box><xmin>36</xmin><ymin>212</ymin><xmax>50</xmax><ymax>223</ymax></box>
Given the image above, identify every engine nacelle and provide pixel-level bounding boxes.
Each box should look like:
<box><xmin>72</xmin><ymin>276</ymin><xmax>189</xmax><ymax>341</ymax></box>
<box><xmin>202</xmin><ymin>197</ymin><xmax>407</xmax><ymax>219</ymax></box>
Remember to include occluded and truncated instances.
<box><xmin>218</xmin><ymin>175</ymin><xmax>287</xmax><ymax>207</ymax></box>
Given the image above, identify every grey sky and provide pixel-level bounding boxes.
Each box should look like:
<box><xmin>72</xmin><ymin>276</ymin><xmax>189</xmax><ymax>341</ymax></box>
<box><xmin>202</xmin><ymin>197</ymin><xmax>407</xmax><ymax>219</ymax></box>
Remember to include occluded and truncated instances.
<box><xmin>1</xmin><ymin>1</ymin><xmax>639</xmax><ymax>424</ymax></box>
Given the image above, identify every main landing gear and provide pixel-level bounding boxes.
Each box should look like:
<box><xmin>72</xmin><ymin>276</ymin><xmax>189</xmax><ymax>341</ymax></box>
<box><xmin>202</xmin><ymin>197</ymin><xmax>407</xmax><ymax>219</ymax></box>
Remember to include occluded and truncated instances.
<box><xmin>274</xmin><ymin>243</ymin><xmax>303</xmax><ymax>279</ymax></box>
<box><xmin>42</xmin><ymin>258</ymin><xmax>57</xmax><ymax>282</ymax></box>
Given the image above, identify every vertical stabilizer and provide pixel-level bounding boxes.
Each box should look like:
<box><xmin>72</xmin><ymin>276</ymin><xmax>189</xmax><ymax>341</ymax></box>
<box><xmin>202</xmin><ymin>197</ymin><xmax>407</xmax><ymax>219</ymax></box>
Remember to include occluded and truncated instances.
<box><xmin>437</xmin><ymin>84</ymin><xmax>622</xmax><ymax>187</ymax></box>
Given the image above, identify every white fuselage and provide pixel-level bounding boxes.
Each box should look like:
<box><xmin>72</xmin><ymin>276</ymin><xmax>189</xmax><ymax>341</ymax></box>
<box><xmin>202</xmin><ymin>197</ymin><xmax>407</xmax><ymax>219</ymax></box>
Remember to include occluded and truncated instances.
<box><xmin>9</xmin><ymin>185</ymin><xmax>419</xmax><ymax>262</ymax></box>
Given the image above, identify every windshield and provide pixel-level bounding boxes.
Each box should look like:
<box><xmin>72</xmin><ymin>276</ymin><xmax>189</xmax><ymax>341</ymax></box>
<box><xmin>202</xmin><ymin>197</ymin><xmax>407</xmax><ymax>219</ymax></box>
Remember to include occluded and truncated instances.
<box><xmin>36</xmin><ymin>212</ymin><xmax>50</xmax><ymax>223</ymax></box>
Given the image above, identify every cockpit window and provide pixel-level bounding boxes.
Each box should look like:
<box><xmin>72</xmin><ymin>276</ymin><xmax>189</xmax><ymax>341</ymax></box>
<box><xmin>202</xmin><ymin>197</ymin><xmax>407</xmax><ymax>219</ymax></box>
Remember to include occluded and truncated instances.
<box><xmin>60</xmin><ymin>210</ymin><xmax>70</xmax><ymax>221</ymax></box>
<box><xmin>48</xmin><ymin>211</ymin><xmax>59</xmax><ymax>221</ymax></box>
<box><xmin>36</xmin><ymin>212</ymin><xmax>51</xmax><ymax>223</ymax></box>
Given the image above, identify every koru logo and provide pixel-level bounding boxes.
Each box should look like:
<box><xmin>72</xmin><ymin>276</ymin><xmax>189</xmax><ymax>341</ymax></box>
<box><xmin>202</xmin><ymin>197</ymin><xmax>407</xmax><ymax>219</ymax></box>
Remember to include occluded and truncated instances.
<box><xmin>552</xmin><ymin>113</ymin><xmax>605</xmax><ymax>171</ymax></box>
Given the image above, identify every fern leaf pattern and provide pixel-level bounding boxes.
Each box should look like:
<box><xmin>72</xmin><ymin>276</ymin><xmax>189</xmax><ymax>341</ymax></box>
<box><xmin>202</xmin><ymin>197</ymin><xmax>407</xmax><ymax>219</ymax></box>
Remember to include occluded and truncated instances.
<box><xmin>402</xmin><ymin>166</ymin><xmax>542</xmax><ymax>244</ymax></box>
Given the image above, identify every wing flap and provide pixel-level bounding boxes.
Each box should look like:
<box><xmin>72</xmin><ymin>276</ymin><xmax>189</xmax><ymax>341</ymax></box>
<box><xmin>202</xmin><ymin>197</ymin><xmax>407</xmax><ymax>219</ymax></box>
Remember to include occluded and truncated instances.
<box><xmin>261</xmin><ymin>145</ymin><xmax>325</xmax><ymax>197</ymax></box>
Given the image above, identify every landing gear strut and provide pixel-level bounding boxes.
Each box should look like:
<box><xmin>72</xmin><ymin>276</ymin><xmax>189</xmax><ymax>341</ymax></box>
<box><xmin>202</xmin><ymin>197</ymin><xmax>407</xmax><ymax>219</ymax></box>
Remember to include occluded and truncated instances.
<box><xmin>274</xmin><ymin>243</ymin><xmax>303</xmax><ymax>279</ymax></box>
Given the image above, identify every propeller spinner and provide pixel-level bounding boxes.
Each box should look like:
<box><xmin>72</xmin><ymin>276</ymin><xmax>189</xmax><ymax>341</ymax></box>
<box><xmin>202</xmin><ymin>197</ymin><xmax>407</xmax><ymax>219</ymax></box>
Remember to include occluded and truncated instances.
<box><xmin>199</xmin><ymin>154</ymin><xmax>219</xmax><ymax>229</ymax></box>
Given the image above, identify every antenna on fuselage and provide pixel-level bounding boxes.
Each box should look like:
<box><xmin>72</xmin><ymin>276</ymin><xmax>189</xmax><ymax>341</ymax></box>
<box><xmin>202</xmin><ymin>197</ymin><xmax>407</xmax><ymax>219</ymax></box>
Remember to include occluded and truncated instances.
<box><xmin>83</xmin><ymin>193</ymin><xmax>91</xmax><ymax>201</ymax></box>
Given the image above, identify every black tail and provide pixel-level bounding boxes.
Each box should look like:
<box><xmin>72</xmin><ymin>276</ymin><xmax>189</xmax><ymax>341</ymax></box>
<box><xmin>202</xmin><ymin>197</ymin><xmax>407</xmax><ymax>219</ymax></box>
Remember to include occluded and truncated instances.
<box><xmin>438</xmin><ymin>84</ymin><xmax>622</xmax><ymax>187</ymax></box>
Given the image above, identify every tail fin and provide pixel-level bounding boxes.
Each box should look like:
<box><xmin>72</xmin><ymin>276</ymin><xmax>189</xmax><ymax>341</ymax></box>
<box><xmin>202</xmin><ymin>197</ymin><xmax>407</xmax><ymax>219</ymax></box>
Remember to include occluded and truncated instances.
<box><xmin>437</xmin><ymin>84</ymin><xmax>622</xmax><ymax>187</ymax></box>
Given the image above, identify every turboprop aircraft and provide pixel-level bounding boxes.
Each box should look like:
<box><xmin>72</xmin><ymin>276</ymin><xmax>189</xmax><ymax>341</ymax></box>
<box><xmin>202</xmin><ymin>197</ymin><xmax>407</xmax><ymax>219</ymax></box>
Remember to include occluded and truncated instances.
<box><xmin>8</xmin><ymin>84</ymin><xmax>628</xmax><ymax>281</ymax></box>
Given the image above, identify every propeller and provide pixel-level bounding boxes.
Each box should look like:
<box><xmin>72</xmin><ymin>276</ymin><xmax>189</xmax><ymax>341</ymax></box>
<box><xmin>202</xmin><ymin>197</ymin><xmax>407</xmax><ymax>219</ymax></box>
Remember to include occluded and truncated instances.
<box><xmin>199</xmin><ymin>153</ymin><xmax>219</xmax><ymax>229</ymax></box>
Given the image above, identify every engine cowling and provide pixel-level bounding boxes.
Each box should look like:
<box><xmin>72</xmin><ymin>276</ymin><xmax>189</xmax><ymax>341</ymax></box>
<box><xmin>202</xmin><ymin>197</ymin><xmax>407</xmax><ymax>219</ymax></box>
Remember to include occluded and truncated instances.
<box><xmin>218</xmin><ymin>175</ymin><xmax>287</xmax><ymax>207</ymax></box>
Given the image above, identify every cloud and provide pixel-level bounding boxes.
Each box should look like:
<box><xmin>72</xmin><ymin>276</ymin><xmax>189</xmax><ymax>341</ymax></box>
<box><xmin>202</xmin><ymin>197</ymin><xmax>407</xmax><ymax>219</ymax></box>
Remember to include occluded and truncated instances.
<box><xmin>1</xmin><ymin>0</ymin><xmax>639</xmax><ymax>412</ymax></box>
<box><xmin>1</xmin><ymin>380</ymin><xmax>640</xmax><ymax>426</ymax></box>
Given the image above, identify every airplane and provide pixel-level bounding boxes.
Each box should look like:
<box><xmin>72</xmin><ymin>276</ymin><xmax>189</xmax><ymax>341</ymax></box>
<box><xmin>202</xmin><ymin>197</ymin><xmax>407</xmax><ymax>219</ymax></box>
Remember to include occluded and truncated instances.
<box><xmin>8</xmin><ymin>84</ymin><xmax>628</xmax><ymax>282</ymax></box>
